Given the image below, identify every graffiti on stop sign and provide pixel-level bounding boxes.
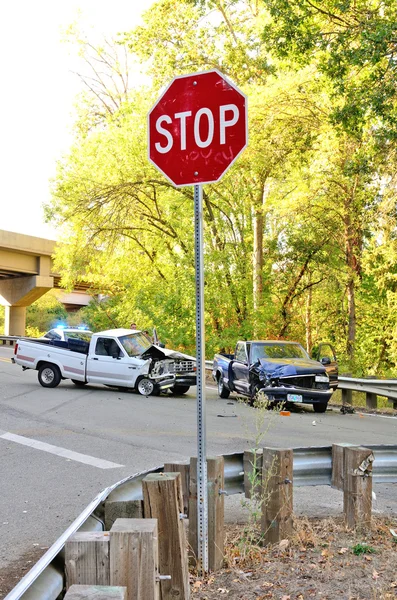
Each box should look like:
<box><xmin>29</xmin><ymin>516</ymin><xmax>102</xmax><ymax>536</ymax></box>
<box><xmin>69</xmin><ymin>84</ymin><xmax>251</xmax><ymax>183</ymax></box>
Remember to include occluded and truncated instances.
<box><xmin>148</xmin><ymin>69</ymin><xmax>247</xmax><ymax>187</ymax></box>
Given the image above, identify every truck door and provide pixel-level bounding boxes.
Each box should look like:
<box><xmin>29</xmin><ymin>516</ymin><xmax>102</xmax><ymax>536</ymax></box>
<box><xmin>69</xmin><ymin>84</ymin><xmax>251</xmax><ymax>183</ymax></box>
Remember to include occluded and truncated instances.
<box><xmin>314</xmin><ymin>343</ymin><xmax>338</xmax><ymax>390</ymax></box>
<box><xmin>86</xmin><ymin>337</ymin><xmax>141</xmax><ymax>387</ymax></box>
<box><xmin>232</xmin><ymin>343</ymin><xmax>250</xmax><ymax>395</ymax></box>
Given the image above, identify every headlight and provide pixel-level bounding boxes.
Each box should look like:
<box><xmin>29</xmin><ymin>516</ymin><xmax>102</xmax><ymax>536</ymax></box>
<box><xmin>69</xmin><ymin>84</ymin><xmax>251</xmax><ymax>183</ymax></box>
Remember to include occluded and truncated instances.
<box><xmin>315</xmin><ymin>375</ymin><xmax>329</xmax><ymax>383</ymax></box>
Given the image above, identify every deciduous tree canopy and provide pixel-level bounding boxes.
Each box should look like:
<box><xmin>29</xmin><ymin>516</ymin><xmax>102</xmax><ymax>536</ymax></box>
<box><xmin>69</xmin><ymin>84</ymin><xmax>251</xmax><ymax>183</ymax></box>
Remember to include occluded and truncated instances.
<box><xmin>46</xmin><ymin>0</ymin><xmax>397</xmax><ymax>375</ymax></box>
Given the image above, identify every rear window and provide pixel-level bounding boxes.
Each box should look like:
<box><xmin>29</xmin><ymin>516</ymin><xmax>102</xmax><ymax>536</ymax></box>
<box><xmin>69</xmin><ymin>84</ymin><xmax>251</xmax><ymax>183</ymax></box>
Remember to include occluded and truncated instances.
<box><xmin>65</xmin><ymin>331</ymin><xmax>93</xmax><ymax>343</ymax></box>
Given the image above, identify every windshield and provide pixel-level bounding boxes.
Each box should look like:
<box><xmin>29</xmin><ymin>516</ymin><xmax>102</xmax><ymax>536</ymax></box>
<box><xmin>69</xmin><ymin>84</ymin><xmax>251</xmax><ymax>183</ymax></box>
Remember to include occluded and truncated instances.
<box><xmin>119</xmin><ymin>332</ymin><xmax>152</xmax><ymax>357</ymax></box>
<box><xmin>251</xmin><ymin>343</ymin><xmax>309</xmax><ymax>362</ymax></box>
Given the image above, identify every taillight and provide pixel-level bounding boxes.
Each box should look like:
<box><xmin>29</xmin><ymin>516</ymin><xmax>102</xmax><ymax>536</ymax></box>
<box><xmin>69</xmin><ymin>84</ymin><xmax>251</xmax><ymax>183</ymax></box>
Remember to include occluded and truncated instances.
<box><xmin>14</xmin><ymin>342</ymin><xmax>18</xmax><ymax>355</ymax></box>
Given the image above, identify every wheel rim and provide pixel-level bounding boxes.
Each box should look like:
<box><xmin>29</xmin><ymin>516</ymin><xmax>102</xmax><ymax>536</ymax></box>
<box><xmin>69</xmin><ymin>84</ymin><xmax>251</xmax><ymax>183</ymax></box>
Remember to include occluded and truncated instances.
<box><xmin>218</xmin><ymin>377</ymin><xmax>223</xmax><ymax>394</ymax></box>
<box><xmin>138</xmin><ymin>379</ymin><xmax>154</xmax><ymax>395</ymax></box>
<box><xmin>42</xmin><ymin>368</ymin><xmax>55</xmax><ymax>384</ymax></box>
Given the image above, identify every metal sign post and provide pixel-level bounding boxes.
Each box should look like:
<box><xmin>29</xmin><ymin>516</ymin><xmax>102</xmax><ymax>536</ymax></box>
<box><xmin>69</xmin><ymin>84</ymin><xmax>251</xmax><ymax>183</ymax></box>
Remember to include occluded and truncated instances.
<box><xmin>194</xmin><ymin>183</ymin><xmax>208</xmax><ymax>574</ymax></box>
<box><xmin>147</xmin><ymin>68</ymin><xmax>247</xmax><ymax>577</ymax></box>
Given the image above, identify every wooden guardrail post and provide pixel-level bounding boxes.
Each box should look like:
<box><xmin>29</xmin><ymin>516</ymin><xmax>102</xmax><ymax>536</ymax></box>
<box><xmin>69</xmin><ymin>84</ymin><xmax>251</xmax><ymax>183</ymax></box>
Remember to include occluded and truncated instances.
<box><xmin>261</xmin><ymin>448</ymin><xmax>293</xmax><ymax>545</ymax></box>
<box><xmin>110</xmin><ymin>518</ymin><xmax>160</xmax><ymax>600</ymax></box>
<box><xmin>243</xmin><ymin>449</ymin><xmax>263</xmax><ymax>499</ymax></box>
<box><xmin>104</xmin><ymin>499</ymin><xmax>144</xmax><ymax>531</ymax></box>
<box><xmin>341</xmin><ymin>373</ymin><xmax>353</xmax><ymax>406</ymax></box>
<box><xmin>65</xmin><ymin>532</ymin><xmax>110</xmax><ymax>588</ymax></box>
<box><xmin>331</xmin><ymin>443</ymin><xmax>354</xmax><ymax>490</ymax></box>
<box><xmin>64</xmin><ymin>585</ymin><xmax>127</xmax><ymax>600</ymax></box>
<box><xmin>142</xmin><ymin>473</ymin><xmax>189</xmax><ymax>600</ymax></box>
<box><xmin>343</xmin><ymin>446</ymin><xmax>374</xmax><ymax>530</ymax></box>
<box><xmin>365</xmin><ymin>376</ymin><xmax>378</xmax><ymax>409</ymax></box>
<box><xmin>189</xmin><ymin>456</ymin><xmax>225</xmax><ymax>571</ymax></box>
<box><xmin>163</xmin><ymin>461</ymin><xmax>190</xmax><ymax>516</ymax></box>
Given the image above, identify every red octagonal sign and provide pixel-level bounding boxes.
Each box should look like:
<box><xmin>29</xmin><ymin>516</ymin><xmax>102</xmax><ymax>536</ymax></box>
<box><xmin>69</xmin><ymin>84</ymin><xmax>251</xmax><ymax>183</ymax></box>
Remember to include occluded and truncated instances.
<box><xmin>148</xmin><ymin>70</ymin><xmax>248</xmax><ymax>187</ymax></box>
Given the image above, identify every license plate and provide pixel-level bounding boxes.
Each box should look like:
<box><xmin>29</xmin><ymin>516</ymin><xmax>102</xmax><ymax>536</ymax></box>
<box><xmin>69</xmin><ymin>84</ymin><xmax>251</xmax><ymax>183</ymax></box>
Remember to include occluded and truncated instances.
<box><xmin>315</xmin><ymin>375</ymin><xmax>329</xmax><ymax>383</ymax></box>
<box><xmin>287</xmin><ymin>394</ymin><xmax>303</xmax><ymax>402</ymax></box>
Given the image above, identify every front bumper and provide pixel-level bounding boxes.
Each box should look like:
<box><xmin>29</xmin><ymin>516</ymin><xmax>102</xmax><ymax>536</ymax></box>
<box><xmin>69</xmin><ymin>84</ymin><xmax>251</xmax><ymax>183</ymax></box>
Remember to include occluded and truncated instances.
<box><xmin>258</xmin><ymin>385</ymin><xmax>333</xmax><ymax>404</ymax></box>
<box><xmin>174</xmin><ymin>373</ymin><xmax>197</xmax><ymax>386</ymax></box>
<box><xmin>155</xmin><ymin>376</ymin><xmax>176</xmax><ymax>391</ymax></box>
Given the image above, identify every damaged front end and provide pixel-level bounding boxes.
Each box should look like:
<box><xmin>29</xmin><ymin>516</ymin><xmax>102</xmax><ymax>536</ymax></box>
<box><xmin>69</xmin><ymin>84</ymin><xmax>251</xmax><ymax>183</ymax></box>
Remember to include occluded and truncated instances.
<box><xmin>249</xmin><ymin>360</ymin><xmax>332</xmax><ymax>406</ymax></box>
<box><xmin>142</xmin><ymin>345</ymin><xmax>197</xmax><ymax>389</ymax></box>
<box><xmin>139</xmin><ymin>346</ymin><xmax>176</xmax><ymax>391</ymax></box>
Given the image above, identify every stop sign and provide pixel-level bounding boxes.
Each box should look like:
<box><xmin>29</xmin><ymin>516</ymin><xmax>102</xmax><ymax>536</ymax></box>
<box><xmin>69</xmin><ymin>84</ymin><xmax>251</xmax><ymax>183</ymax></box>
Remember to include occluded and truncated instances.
<box><xmin>148</xmin><ymin>70</ymin><xmax>247</xmax><ymax>187</ymax></box>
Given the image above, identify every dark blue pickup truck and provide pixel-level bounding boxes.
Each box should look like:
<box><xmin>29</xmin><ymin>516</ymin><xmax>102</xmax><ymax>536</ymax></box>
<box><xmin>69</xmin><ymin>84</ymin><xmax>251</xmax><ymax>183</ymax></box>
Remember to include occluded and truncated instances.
<box><xmin>212</xmin><ymin>340</ymin><xmax>338</xmax><ymax>412</ymax></box>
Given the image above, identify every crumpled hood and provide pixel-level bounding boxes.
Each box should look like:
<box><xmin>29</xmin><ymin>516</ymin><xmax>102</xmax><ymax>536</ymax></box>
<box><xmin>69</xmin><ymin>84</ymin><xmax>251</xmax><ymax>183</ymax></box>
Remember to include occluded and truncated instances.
<box><xmin>141</xmin><ymin>345</ymin><xmax>195</xmax><ymax>361</ymax></box>
<box><xmin>255</xmin><ymin>357</ymin><xmax>326</xmax><ymax>378</ymax></box>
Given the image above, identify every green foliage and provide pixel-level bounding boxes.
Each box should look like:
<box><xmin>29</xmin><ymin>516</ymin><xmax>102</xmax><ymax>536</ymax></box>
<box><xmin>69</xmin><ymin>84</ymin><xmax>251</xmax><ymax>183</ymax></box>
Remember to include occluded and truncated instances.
<box><xmin>351</xmin><ymin>542</ymin><xmax>376</xmax><ymax>556</ymax></box>
<box><xmin>261</xmin><ymin>0</ymin><xmax>397</xmax><ymax>136</ymax></box>
<box><xmin>26</xmin><ymin>292</ymin><xmax>68</xmax><ymax>332</ymax></box>
<box><xmin>43</xmin><ymin>0</ymin><xmax>397</xmax><ymax>375</ymax></box>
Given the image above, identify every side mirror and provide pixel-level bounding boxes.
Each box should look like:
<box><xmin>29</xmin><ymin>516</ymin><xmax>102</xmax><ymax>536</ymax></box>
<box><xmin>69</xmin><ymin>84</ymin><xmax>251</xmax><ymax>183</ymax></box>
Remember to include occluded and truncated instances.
<box><xmin>159</xmin><ymin>343</ymin><xmax>165</xmax><ymax>348</ymax></box>
<box><xmin>320</xmin><ymin>357</ymin><xmax>331</xmax><ymax>365</ymax></box>
<box><xmin>112</xmin><ymin>352</ymin><xmax>120</xmax><ymax>359</ymax></box>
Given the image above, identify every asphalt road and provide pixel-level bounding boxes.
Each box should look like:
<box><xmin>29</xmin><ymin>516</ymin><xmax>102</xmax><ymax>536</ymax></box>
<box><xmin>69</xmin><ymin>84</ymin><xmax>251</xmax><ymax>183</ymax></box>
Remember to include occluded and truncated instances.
<box><xmin>1</xmin><ymin>345</ymin><xmax>397</xmax><ymax>571</ymax></box>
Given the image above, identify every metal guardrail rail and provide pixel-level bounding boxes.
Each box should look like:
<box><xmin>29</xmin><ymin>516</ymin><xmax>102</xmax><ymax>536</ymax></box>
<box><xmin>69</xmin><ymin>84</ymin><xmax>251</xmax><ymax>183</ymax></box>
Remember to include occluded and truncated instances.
<box><xmin>0</xmin><ymin>335</ymin><xmax>19</xmax><ymax>346</ymax></box>
<box><xmin>6</xmin><ymin>444</ymin><xmax>397</xmax><ymax>600</ymax></box>
<box><xmin>338</xmin><ymin>376</ymin><xmax>397</xmax><ymax>401</ymax></box>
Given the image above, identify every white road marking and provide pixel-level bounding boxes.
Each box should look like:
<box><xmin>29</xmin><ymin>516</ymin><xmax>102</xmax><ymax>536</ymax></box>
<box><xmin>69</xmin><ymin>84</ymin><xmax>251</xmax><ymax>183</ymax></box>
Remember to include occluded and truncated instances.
<box><xmin>0</xmin><ymin>431</ymin><xmax>124</xmax><ymax>469</ymax></box>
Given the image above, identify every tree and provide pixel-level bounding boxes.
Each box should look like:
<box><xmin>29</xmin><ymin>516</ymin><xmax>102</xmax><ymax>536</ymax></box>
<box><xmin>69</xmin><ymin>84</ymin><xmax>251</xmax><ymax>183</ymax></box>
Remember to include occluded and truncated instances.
<box><xmin>26</xmin><ymin>291</ymin><xmax>68</xmax><ymax>334</ymax></box>
<box><xmin>260</xmin><ymin>0</ymin><xmax>397</xmax><ymax>136</ymax></box>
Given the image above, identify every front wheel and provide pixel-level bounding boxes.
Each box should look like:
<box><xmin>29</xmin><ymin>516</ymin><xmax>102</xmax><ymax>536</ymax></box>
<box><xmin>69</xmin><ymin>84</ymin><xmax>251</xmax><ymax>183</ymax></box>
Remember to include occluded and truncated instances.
<box><xmin>136</xmin><ymin>377</ymin><xmax>156</xmax><ymax>396</ymax></box>
<box><xmin>313</xmin><ymin>402</ymin><xmax>328</xmax><ymax>413</ymax></box>
<box><xmin>38</xmin><ymin>363</ymin><xmax>61</xmax><ymax>388</ymax></box>
<box><xmin>217</xmin><ymin>374</ymin><xmax>230</xmax><ymax>399</ymax></box>
<box><xmin>170</xmin><ymin>385</ymin><xmax>190</xmax><ymax>395</ymax></box>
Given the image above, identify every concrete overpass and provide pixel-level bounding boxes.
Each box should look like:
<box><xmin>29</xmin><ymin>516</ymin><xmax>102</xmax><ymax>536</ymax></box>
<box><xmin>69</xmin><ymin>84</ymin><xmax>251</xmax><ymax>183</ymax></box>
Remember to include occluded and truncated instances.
<box><xmin>0</xmin><ymin>230</ymin><xmax>91</xmax><ymax>335</ymax></box>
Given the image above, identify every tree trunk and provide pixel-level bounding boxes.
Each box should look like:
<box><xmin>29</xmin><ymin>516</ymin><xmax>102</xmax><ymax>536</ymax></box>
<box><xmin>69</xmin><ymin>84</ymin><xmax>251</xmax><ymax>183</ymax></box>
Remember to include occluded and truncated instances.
<box><xmin>252</xmin><ymin>183</ymin><xmax>268</xmax><ymax>315</ymax></box>
<box><xmin>346</xmin><ymin>277</ymin><xmax>355</xmax><ymax>360</ymax></box>
<box><xmin>305</xmin><ymin>280</ymin><xmax>312</xmax><ymax>354</ymax></box>
<box><xmin>253</xmin><ymin>208</ymin><xmax>264</xmax><ymax>312</ymax></box>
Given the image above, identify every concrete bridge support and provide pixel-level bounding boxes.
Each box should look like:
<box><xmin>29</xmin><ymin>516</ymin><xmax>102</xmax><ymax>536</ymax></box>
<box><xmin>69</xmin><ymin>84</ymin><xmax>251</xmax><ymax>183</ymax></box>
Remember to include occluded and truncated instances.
<box><xmin>5</xmin><ymin>307</ymin><xmax>27</xmax><ymax>337</ymax></box>
<box><xmin>0</xmin><ymin>274</ymin><xmax>54</xmax><ymax>336</ymax></box>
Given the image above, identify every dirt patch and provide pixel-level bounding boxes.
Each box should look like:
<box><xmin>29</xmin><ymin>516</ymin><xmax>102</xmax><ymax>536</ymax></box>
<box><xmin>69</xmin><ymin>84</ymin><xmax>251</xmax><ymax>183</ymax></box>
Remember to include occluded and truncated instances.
<box><xmin>0</xmin><ymin>547</ymin><xmax>47</xmax><ymax>600</ymax></box>
<box><xmin>191</xmin><ymin>517</ymin><xmax>397</xmax><ymax>599</ymax></box>
<box><xmin>2</xmin><ymin>517</ymin><xmax>397</xmax><ymax>600</ymax></box>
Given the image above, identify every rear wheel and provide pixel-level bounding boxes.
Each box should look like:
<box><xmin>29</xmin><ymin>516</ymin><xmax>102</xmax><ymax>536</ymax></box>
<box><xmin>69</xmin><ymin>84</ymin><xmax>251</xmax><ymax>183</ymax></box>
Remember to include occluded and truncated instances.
<box><xmin>217</xmin><ymin>374</ymin><xmax>230</xmax><ymax>399</ymax></box>
<box><xmin>170</xmin><ymin>385</ymin><xmax>190</xmax><ymax>395</ymax></box>
<box><xmin>313</xmin><ymin>402</ymin><xmax>327</xmax><ymax>413</ymax></box>
<box><xmin>71</xmin><ymin>379</ymin><xmax>87</xmax><ymax>386</ymax></box>
<box><xmin>38</xmin><ymin>363</ymin><xmax>61</xmax><ymax>388</ymax></box>
<box><xmin>136</xmin><ymin>377</ymin><xmax>156</xmax><ymax>396</ymax></box>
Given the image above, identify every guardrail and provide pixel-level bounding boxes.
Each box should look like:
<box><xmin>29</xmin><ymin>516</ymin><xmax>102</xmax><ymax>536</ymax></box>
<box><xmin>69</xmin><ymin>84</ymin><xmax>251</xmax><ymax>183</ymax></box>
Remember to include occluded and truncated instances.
<box><xmin>0</xmin><ymin>335</ymin><xmax>19</xmax><ymax>346</ymax></box>
<box><xmin>338</xmin><ymin>376</ymin><xmax>397</xmax><ymax>409</ymax></box>
<box><xmin>6</xmin><ymin>444</ymin><xmax>397</xmax><ymax>600</ymax></box>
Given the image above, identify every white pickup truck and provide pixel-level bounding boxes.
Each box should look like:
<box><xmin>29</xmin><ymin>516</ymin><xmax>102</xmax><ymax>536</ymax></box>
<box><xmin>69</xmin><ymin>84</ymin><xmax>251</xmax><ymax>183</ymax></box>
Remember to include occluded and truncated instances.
<box><xmin>12</xmin><ymin>328</ymin><xmax>188</xmax><ymax>396</ymax></box>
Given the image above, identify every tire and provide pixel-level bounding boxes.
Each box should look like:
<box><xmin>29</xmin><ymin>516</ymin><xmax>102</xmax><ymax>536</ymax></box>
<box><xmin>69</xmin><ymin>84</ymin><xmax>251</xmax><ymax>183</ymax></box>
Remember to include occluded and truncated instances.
<box><xmin>170</xmin><ymin>385</ymin><xmax>190</xmax><ymax>395</ymax></box>
<box><xmin>38</xmin><ymin>363</ymin><xmax>61</xmax><ymax>388</ymax></box>
<box><xmin>71</xmin><ymin>379</ymin><xmax>87</xmax><ymax>386</ymax></box>
<box><xmin>136</xmin><ymin>377</ymin><xmax>156</xmax><ymax>396</ymax></box>
<box><xmin>217</xmin><ymin>374</ymin><xmax>230</xmax><ymax>399</ymax></box>
<box><xmin>313</xmin><ymin>402</ymin><xmax>328</xmax><ymax>413</ymax></box>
